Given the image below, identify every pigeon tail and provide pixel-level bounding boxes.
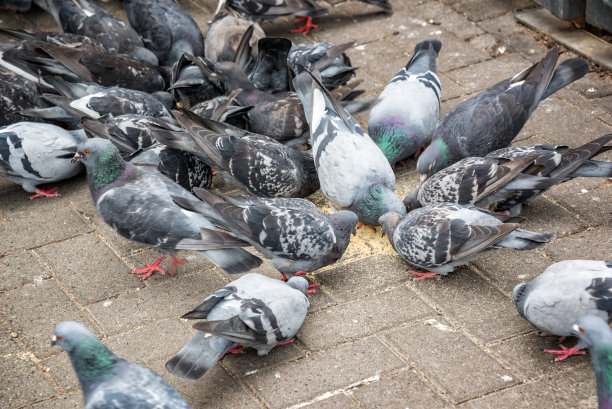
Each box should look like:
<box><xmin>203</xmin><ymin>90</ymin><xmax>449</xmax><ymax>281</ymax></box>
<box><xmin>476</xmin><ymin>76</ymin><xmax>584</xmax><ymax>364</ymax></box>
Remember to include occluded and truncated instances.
<box><xmin>570</xmin><ymin>160</ymin><xmax>612</xmax><ymax>178</ymax></box>
<box><xmin>541</xmin><ymin>58</ymin><xmax>589</xmax><ymax>100</ymax></box>
<box><xmin>165</xmin><ymin>331</ymin><xmax>235</xmax><ymax>380</ymax></box>
<box><xmin>199</xmin><ymin>248</ymin><xmax>262</xmax><ymax>275</ymax></box>
<box><xmin>495</xmin><ymin>228</ymin><xmax>555</xmax><ymax>250</ymax></box>
<box><xmin>406</xmin><ymin>38</ymin><xmax>442</xmax><ymax>74</ymax></box>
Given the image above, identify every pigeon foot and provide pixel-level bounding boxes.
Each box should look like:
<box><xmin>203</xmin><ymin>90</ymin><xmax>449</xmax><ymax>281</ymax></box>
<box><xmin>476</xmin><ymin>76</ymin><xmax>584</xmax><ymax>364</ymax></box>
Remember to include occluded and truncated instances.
<box><xmin>168</xmin><ymin>256</ymin><xmax>186</xmax><ymax>275</ymax></box>
<box><xmin>537</xmin><ymin>331</ymin><xmax>566</xmax><ymax>344</ymax></box>
<box><xmin>133</xmin><ymin>255</ymin><xmax>168</xmax><ymax>280</ymax></box>
<box><xmin>275</xmin><ymin>339</ymin><xmax>294</xmax><ymax>348</ymax></box>
<box><xmin>543</xmin><ymin>344</ymin><xmax>586</xmax><ymax>362</ymax></box>
<box><xmin>280</xmin><ymin>272</ymin><xmax>289</xmax><ymax>282</ymax></box>
<box><xmin>408</xmin><ymin>270</ymin><xmax>440</xmax><ymax>281</ymax></box>
<box><xmin>306</xmin><ymin>282</ymin><xmax>321</xmax><ymax>294</ymax></box>
<box><xmin>356</xmin><ymin>222</ymin><xmax>376</xmax><ymax>232</ymax></box>
<box><xmin>291</xmin><ymin>16</ymin><xmax>318</xmax><ymax>35</ymax></box>
<box><xmin>221</xmin><ymin>345</ymin><xmax>244</xmax><ymax>360</ymax></box>
<box><xmin>29</xmin><ymin>186</ymin><xmax>59</xmax><ymax>200</ymax></box>
<box><xmin>414</xmin><ymin>145</ymin><xmax>426</xmax><ymax>158</ymax></box>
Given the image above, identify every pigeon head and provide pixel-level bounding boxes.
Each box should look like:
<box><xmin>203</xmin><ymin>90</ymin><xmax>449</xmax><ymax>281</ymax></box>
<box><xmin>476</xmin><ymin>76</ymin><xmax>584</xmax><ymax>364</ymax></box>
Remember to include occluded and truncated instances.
<box><xmin>573</xmin><ymin>315</ymin><xmax>612</xmax><ymax>349</ymax></box>
<box><xmin>52</xmin><ymin>321</ymin><xmax>97</xmax><ymax>353</ymax></box>
<box><xmin>286</xmin><ymin>276</ymin><xmax>309</xmax><ymax>294</ymax></box>
<box><xmin>512</xmin><ymin>282</ymin><xmax>529</xmax><ymax>319</ymax></box>
<box><xmin>403</xmin><ymin>189</ymin><xmax>422</xmax><ymax>211</ymax></box>
<box><xmin>379</xmin><ymin>211</ymin><xmax>402</xmax><ymax>239</ymax></box>
<box><xmin>417</xmin><ymin>138</ymin><xmax>449</xmax><ymax>180</ymax></box>
<box><xmin>354</xmin><ymin>184</ymin><xmax>406</xmax><ymax>226</ymax></box>
<box><xmin>328</xmin><ymin>210</ymin><xmax>358</xmax><ymax>237</ymax></box>
<box><xmin>73</xmin><ymin>138</ymin><xmax>127</xmax><ymax>195</ymax></box>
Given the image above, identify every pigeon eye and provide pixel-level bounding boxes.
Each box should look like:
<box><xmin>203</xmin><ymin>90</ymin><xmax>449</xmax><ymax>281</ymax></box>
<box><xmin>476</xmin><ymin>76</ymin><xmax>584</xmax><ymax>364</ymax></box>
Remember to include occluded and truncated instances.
<box><xmin>83</xmin><ymin>149</ymin><xmax>90</xmax><ymax>155</ymax></box>
<box><xmin>579</xmin><ymin>327</ymin><xmax>585</xmax><ymax>334</ymax></box>
<box><xmin>56</xmin><ymin>336</ymin><xmax>64</xmax><ymax>341</ymax></box>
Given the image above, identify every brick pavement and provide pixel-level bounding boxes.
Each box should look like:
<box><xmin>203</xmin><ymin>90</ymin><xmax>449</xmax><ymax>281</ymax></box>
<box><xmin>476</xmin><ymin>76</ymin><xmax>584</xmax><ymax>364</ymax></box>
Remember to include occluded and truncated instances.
<box><xmin>1</xmin><ymin>0</ymin><xmax>611</xmax><ymax>408</ymax></box>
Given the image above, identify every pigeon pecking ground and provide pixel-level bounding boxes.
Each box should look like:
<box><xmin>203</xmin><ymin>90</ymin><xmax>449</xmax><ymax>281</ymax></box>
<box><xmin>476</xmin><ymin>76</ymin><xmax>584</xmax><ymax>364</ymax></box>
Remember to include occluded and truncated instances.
<box><xmin>0</xmin><ymin>0</ymin><xmax>611</xmax><ymax>408</ymax></box>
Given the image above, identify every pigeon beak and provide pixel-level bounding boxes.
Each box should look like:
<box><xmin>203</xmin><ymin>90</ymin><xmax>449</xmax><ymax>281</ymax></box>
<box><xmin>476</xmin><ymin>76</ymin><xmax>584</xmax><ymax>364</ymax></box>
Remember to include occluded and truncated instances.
<box><xmin>51</xmin><ymin>335</ymin><xmax>57</xmax><ymax>346</ymax></box>
<box><xmin>572</xmin><ymin>324</ymin><xmax>584</xmax><ymax>337</ymax></box>
<box><xmin>419</xmin><ymin>174</ymin><xmax>428</xmax><ymax>183</ymax></box>
<box><xmin>71</xmin><ymin>152</ymin><xmax>84</xmax><ymax>164</ymax></box>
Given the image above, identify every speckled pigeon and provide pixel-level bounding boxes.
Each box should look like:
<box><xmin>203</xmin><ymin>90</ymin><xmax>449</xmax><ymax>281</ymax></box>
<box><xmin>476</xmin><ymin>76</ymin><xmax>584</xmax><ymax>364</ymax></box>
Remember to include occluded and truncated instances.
<box><xmin>514</xmin><ymin>260</ymin><xmax>612</xmax><ymax>361</ymax></box>
<box><xmin>52</xmin><ymin>321</ymin><xmax>192</xmax><ymax>408</ymax></box>
<box><xmin>72</xmin><ymin>138</ymin><xmax>262</xmax><ymax>279</ymax></box>
<box><xmin>171</xmin><ymin>110</ymin><xmax>319</xmax><ymax>198</ymax></box>
<box><xmin>0</xmin><ymin>28</ymin><xmax>107</xmax><ymax>53</ymax></box>
<box><xmin>44</xmin><ymin>0</ymin><xmax>158</xmax><ymax>65</ymax></box>
<box><xmin>0</xmin><ymin>67</ymin><xmax>53</xmax><ymax>126</ymax></box>
<box><xmin>166</xmin><ymin>273</ymin><xmax>309</xmax><ymax>379</ymax></box>
<box><xmin>573</xmin><ymin>315</ymin><xmax>612</xmax><ymax>407</ymax></box>
<box><xmin>417</xmin><ymin>47</ymin><xmax>589</xmax><ymax>178</ymax></box>
<box><xmin>293</xmin><ymin>70</ymin><xmax>405</xmax><ymax>226</ymax></box>
<box><xmin>368</xmin><ymin>38</ymin><xmax>442</xmax><ymax>166</ymax></box>
<box><xmin>0</xmin><ymin>122</ymin><xmax>86</xmax><ymax>199</ymax></box>
<box><xmin>122</xmin><ymin>0</ymin><xmax>204</xmax><ymax>67</ymax></box>
<box><xmin>173</xmin><ymin>189</ymin><xmax>358</xmax><ymax>280</ymax></box>
<box><xmin>379</xmin><ymin>202</ymin><xmax>555</xmax><ymax>279</ymax></box>
<box><xmin>288</xmin><ymin>41</ymin><xmax>356</xmax><ymax>90</ymax></box>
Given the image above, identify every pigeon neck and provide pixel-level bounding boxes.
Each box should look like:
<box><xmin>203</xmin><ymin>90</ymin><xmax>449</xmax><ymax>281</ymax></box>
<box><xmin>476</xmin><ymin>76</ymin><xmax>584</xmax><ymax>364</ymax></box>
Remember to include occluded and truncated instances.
<box><xmin>87</xmin><ymin>150</ymin><xmax>129</xmax><ymax>198</ymax></box>
<box><xmin>69</xmin><ymin>337</ymin><xmax>119</xmax><ymax>397</ymax></box>
<box><xmin>592</xmin><ymin>344</ymin><xmax>612</xmax><ymax>409</ymax></box>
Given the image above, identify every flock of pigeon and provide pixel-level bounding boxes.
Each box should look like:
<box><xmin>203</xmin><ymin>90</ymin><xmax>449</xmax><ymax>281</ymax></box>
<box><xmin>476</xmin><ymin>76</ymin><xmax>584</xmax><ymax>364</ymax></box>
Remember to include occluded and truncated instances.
<box><xmin>1</xmin><ymin>0</ymin><xmax>612</xmax><ymax>407</ymax></box>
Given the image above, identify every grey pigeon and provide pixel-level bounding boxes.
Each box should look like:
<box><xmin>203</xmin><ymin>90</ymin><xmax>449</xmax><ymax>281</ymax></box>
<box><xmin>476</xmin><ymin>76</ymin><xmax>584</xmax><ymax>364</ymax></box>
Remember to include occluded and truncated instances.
<box><xmin>379</xmin><ymin>202</ymin><xmax>555</xmax><ymax>279</ymax></box>
<box><xmin>288</xmin><ymin>41</ymin><xmax>356</xmax><ymax>91</ymax></box>
<box><xmin>0</xmin><ymin>122</ymin><xmax>86</xmax><ymax>199</ymax></box>
<box><xmin>122</xmin><ymin>0</ymin><xmax>204</xmax><ymax>67</ymax></box>
<box><xmin>293</xmin><ymin>70</ymin><xmax>405</xmax><ymax>226</ymax></box>
<box><xmin>170</xmin><ymin>110</ymin><xmax>320</xmax><ymax>198</ymax></box>
<box><xmin>1</xmin><ymin>0</ymin><xmax>31</xmax><ymax>11</ymax></box>
<box><xmin>44</xmin><ymin>0</ymin><xmax>158</xmax><ymax>65</ymax></box>
<box><xmin>166</xmin><ymin>273</ymin><xmax>309</xmax><ymax>379</ymax></box>
<box><xmin>72</xmin><ymin>138</ymin><xmax>262</xmax><ymax>279</ymax></box>
<box><xmin>0</xmin><ymin>28</ymin><xmax>106</xmax><ymax>53</ymax></box>
<box><xmin>417</xmin><ymin>47</ymin><xmax>589</xmax><ymax>178</ymax></box>
<box><xmin>204</xmin><ymin>12</ymin><xmax>265</xmax><ymax>66</ymax></box>
<box><xmin>0</xmin><ymin>67</ymin><xmax>52</xmax><ymax>125</ymax></box>
<box><xmin>52</xmin><ymin>321</ymin><xmax>192</xmax><ymax>408</ymax></box>
<box><xmin>368</xmin><ymin>38</ymin><xmax>442</xmax><ymax>167</ymax></box>
<box><xmin>248</xmin><ymin>37</ymin><xmax>293</xmax><ymax>94</ymax></box>
<box><xmin>514</xmin><ymin>260</ymin><xmax>612</xmax><ymax>361</ymax></box>
<box><xmin>169</xmin><ymin>53</ymin><xmax>223</xmax><ymax>108</ymax></box>
<box><xmin>173</xmin><ymin>189</ymin><xmax>358</xmax><ymax>280</ymax></box>
<box><xmin>573</xmin><ymin>315</ymin><xmax>612</xmax><ymax>407</ymax></box>
<box><xmin>407</xmin><ymin>134</ymin><xmax>612</xmax><ymax>215</ymax></box>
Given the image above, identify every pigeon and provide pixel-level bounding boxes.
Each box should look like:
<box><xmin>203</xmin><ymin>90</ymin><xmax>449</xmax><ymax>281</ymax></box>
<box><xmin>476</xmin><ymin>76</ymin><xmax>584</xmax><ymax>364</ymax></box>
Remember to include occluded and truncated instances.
<box><xmin>293</xmin><ymin>70</ymin><xmax>406</xmax><ymax>226</ymax></box>
<box><xmin>52</xmin><ymin>321</ymin><xmax>192</xmax><ymax>409</ymax></box>
<box><xmin>204</xmin><ymin>12</ymin><xmax>265</xmax><ymax>66</ymax></box>
<box><xmin>72</xmin><ymin>138</ymin><xmax>262</xmax><ymax>279</ymax></box>
<box><xmin>1</xmin><ymin>0</ymin><xmax>32</xmax><ymax>11</ymax></box>
<box><xmin>166</xmin><ymin>273</ymin><xmax>309</xmax><ymax>379</ymax></box>
<box><xmin>379</xmin><ymin>202</ymin><xmax>555</xmax><ymax>279</ymax></box>
<box><xmin>407</xmin><ymin>134</ymin><xmax>612</xmax><ymax>214</ymax></box>
<box><xmin>288</xmin><ymin>41</ymin><xmax>356</xmax><ymax>90</ymax></box>
<box><xmin>514</xmin><ymin>260</ymin><xmax>612</xmax><ymax>361</ymax></box>
<box><xmin>169</xmin><ymin>53</ymin><xmax>224</xmax><ymax>108</ymax></box>
<box><xmin>573</xmin><ymin>315</ymin><xmax>612</xmax><ymax>407</ymax></box>
<box><xmin>0</xmin><ymin>28</ymin><xmax>106</xmax><ymax>53</ymax></box>
<box><xmin>248</xmin><ymin>37</ymin><xmax>293</xmax><ymax>94</ymax></box>
<box><xmin>0</xmin><ymin>122</ymin><xmax>86</xmax><ymax>199</ymax></box>
<box><xmin>44</xmin><ymin>0</ymin><xmax>158</xmax><ymax>65</ymax></box>
<box><xmin>122</xmin><ymin>0</ymin><xmax>205</xmax><ymax>67</ymax></box>
<box><xmin>189</xmin><ymin>94</ymin><xmax>250</xmax><ymax>129</ymax></box>
<box><xmin>368</xmin><ymin>38</ymin><xmax>442</xmax><ymax>166</ymax></box>
<box><xmin>170</xmin><ymin>110</ymin><xmax>320</xmax><ymax>198</ymax></box>
<box><xmin>0</xmin><ymin>67</ymin><xmax>53</xmax><ymax>126</ymax></box>
<box><xmin>417</xmin><ymin>47</ymin><xmax>589</xmax><ymax>178</ymax></box>
<box><xmin>173</xmin><ymin>189</ymin><xmax>358</xmax><ymax>280</ymax></box>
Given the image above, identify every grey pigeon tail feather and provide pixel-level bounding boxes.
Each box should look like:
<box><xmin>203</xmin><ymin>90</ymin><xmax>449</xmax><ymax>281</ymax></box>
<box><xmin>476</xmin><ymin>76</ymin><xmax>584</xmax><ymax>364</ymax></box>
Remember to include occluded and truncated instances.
<box><xmin>496</xmin><ymin>228</ymin><xmax>555</xmax><ymax>250</ymax></box>
<box><xmin>571</xmin><ymin>160</ymin><xmax>612</xmax><ymax>178</ymax></box>
<box><xmin>165</xmin><ymin>331</ymin><xmax>234</xmax><ymax>380</ymax></box>
<box><xmin>542</xmin><ymin>57</ymin><xmax>590</xmax><ymax>100</ymax></box>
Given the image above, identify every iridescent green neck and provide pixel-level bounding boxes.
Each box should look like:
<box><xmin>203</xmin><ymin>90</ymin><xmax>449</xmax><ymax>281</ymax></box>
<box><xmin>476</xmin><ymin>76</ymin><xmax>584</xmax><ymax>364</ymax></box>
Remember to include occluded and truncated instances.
<box><xmin>592</xmin><ymin>345</ymin><xmax>612</xmax><ymax>409</ymax></box>
<box><xmin>87</xmin><ymin>149</ymin><xmax>126</xmax><ymax>193</ymax></box>
<box><xmin>69</xmin><ymin>337</ymin><xmax>118</xmax><ymax>393</ymax></box>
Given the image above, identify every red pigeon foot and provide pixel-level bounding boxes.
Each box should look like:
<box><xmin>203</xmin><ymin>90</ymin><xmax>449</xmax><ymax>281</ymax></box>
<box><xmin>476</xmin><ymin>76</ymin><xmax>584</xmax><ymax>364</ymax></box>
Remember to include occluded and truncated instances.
<box><xmin>168</xmin><ymin>256</ymin><xmax>186</xmax><ymax>275</ymax></box>
<box><xmin>133</xmin><ymin>255</ymin><xmax>168</xmax><ymax>280</ymax></box>
<box><xmin>29</xmin><ymin>186</ymin><xmax>59</xmax><ymax>200</ymax></box>
<box><xmin>543</xmin><ymin>344</ymin><xmax>586</xmax><ymax>362</ymax></box>
<box><xmin>291</xmin><ymin>16</ymin><xmax>318</xmax><ymax>35</ymax></box>
<box><xmin>306</xmin><ymin>282</ymin><xmax>321</xmax><ymax>294</ymax></box>
<box><xmin>408</xmin><ymin>270</ymin><xmax>440</xmax><ymax>281</ymax></box>
<box><xmin>221</xmin><ymin>345</ymin><xmax>245</xmax><ymax>360</ymax></box>
<box><xmin>275</xmin><ymin>339</ymin><xmax>294</xmax><ymax>348</ymax></box>
<box><xmin>280</xmin><ymin>272</ymin><xmax>289</xmax><ymax>282</ymax></box>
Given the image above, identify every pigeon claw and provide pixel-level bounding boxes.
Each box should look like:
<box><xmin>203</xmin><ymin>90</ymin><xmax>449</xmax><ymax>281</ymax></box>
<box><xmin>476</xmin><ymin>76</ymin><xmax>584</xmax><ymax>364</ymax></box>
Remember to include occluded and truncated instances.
<box><xmin>280</xmin><ymin>272</ymin><xmax>289</xmax><ymax>282</ymax></box>
<box><xmin>543</xmin><ymin>344</ymin><xmax>586</xmax><ymax>362</ymax></box>
<box><xmin>132</xmin><ymin>255</ymin><xmax>168</xmax><ymax>280</ymax></box>
<box><xmin>408</xmin><ymin>270</ymin><xmax>441</xmax><ymax>281</ymax></box>
<box><xmin>168</xmin><ymin>256</ymin><xmax>186</xmax><ymax>275</ymax></box>
<box><xmin>291</xmin><ymin>16</ymin><xmax>318</xmax><ymax>35</ymax></box>
<box><xmin>356</xmin><ymin>222</ymin><xmax>377</xmax><ymax>232</ymax></box>
<box><xmin>221</xmin><ymin>345</ymin><xmax>245</xmax><ymax>360</ymax></box>
<box><xmin>275</xmin><ymin>339</ymin><xmax>294</xmax><ymax>348</ymax></box>
<box><xmin>29</xmin><ymin>186</ymin><xmax>60</xmax><ymax>200</ymax></box>
<box><xmin>306</xmin><ymin>282</ymin><xmax>321</xmax><ymax>294</ymax></box>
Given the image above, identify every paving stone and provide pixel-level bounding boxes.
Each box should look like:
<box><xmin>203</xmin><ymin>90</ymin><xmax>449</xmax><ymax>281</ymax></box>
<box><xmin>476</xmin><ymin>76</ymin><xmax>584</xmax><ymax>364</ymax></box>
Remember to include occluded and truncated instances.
<box><xmin>298</xmin><ymin>286</ymin><xmax>434</xmax><ymax>350</ymax></box>
<box><xmin>244</xmin><ymin>337</ymin><xmax>405</xmax><ymax>409</ymax></box>
<box><xmin>0</xmin><ymin>332</ymin><xmax>57</xmax><ymax>408</ymax></box>
<box><xmin>544</xmin><ymin>226</ymin><xmax>612</xmax><ymax>260</ymax></box>
<box><xmin>0</xmin><ymin>250</ymin><xmax>50</xmax><ymax>292</ymax></box>
<box><xmin>594</xmin><ymin>95</ymin><xmax>612</xmax><ymax>125</ymax></box>
<box><xmin>545</xmin><ymin>183</ymin><xmax>612</xmax><ymax>228</ymax></box>
<box><xmin>300</xmin><ymin>393</ymin><xmax>360</xmax><ymax>409</ymax></box>
<box><xmin>413</xmin><ymin>267</ymin><xmax>533</xmax><ymax>343</ymax></box>
<box><xmin>488</xmin><ymin>332</ymin><xmax>590</xmax><ymax>381</ymax></box>
<box><xmin>446</xmin><ymin>53</ymin><xmax>530</xmax><ymax>93</ymax></box>
<box><xmin>515</xmin><ymin>195</ymin><xmax>589</xmax><ymax>238</ymax></box>
<box><xmin>0</xmin><ymin>280</ymin><xmax>99</xmax><ymax>358</ymax></box>
<box><xmin>44</xmin><ymin>351</ymin><xmax>78</xmax><ymax>393</ymax></box>
<box><xmin>384</xmin><ymin>318</ymin><xmax>518</xmax><ymax>403</ymax></box>
<box><xmin>344</xmin><ymin>39</ymin><xmax>411</xmax><ymax>85</ymax></box>
<box><xmin>315</xmin><ymin>254</ymin><xmax>412</xmax><ymax>302</ymax></box>
<box><xmin>28</xmin><ymin>393</ymin><xmax>82</xmax><ymax>409</ymax></box>
<box><xmin>409</xmin><ymin>0</ymin><xmax>484</xmax><ymax>40</ymax></box>
<box><xmin>453</xmin><ymin>0</ymin><xmax>536</xmax><ymax>22</ymax></box>
<box><xmin>222</xmin><ymin>340</ymin><xmax>305</xmax><ymax>377</ymax></box>
<box><xmin>351</xmin><ymin>367</ymin><xmax>452</xmax><ymax>409</ymax></box>
<box><xmin>37</xmin><ymin>234</ymin><xmax>143</xmax><ymax>304</ymax></box>
<box><xmin>440</xmin><ymin>73</ymin><xmax>469</xmax><ymax>101</ymax></box>
<box><xmin>459</xmin><ymin>368</ymin><xmax>597</xmax><ymax>408</ymax></box>
<box><xmin>468</xmin><ymin>33</ymin><xmax>499</xmax><ymax>54</ymax></box>
<box><xmin>86</xmin><ymin>270</ymin><xmax>227</xmax><ymax>335</ymax></box>
<box><xmin>569</xmin><ymin>72</ymin><xmax>612</xmax><ymax>99</ymax></box>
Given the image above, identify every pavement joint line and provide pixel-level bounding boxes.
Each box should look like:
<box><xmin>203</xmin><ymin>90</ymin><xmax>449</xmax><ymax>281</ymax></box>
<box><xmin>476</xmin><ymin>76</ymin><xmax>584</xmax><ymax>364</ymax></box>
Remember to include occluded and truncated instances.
<box><xmin>219</xmin><ymin>363</ymin><xmax>273</xmax><ymax>409</ymax></box>
<box><xmin>540</xmin><ymin>194</ymin><xmax>597</xmax><ymax>231</ymax></box>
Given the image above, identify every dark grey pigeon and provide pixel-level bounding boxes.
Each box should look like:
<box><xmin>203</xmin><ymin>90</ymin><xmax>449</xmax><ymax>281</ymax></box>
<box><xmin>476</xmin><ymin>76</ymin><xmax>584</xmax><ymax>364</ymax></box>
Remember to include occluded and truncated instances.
<box><xmin>45</xmin><ymin>0</ymin><xmax>158</xmax><ymax>65</ymax></box>
<box><xmin>379</xmin><ymin>202</ymin><xmax>555</xmax><ymax>279</ymax></box>
<box><xmin>204</xmin><ymin>12</ymin><xmax>265</xmax><ymax>66</ymax></box>
<box><xmin>514</xmin><ymin>260</ymin><xmax>612</xmax><ymax>361</ymax></box>
<box><xmin>72</xmin><ymin>138</ymin><xmax>262</xmax><ymax>279</ymax></box>
<box><xmin>417</xmin><ymin>47</ymin><xmax>589</xmax><ymax>178</ymax></box>
<box><xmin>52</xmin><ymin>321</ymin><xmax>192</xmax><ymax>409</ymax></box>
<box><xmin>169</xmin><ymin>53</ymin><xmax>223</xmax><ymax>108</ymax></box>
<box><xmin>293</xmin><ymin>70</ymin><xmax>405</xmax><ymax>226</ymax></box>
<box><xmin>171</xmin><ymin>110</ymin><xmax>319</xmax><ymax>198</ymax></box>
<box><xmin>0</xmin><ymin>67</ymin><xmax>52</xmax><ymax>126</ymax></box>
<box><xmin>408</xmin><ymin>134</ymin><xmax>612</xmax><ymax>215</ymax></box>
<box><xmin>368</xmin><ymin>39</ymin><xmax>442</xmax><ymax>167</ymax></box>
<box><xmin>288</xmin><ymin>41</ymin><xmax>356</xmax><ymax>91</ymax></box>
<box><xmin>189</xmin><ymin>94</ymin><xmax>250</xmax><ymax>129</ymax></box>
<box><xmin>173</xmin><ymin>189</ymin><xmax>358</xmax><ymax>280</ymax></box>
<box><xmin>248</xmin><ymin>37</ymin><xmax>292</xmax><ymax>94</ymax></box>
<box><xmin>122</xmin><ymin>0</ymin><xmax>204</xmax><ymax>67</ymax></box>
<box><xmin>166</xmin><ymin>273</ymin><xmax>309</xmax><ymax>379</ymax></box>
<box><xmin>1</xmin><ymin>0</ymin><xmax>31</xmax><ymax>11</ymax></box>
<box><xmin>0</xmin><ymin>122</ymin><xmax>86</xmax><ymax>199</ymax></box>
<box><xmin>0</xmin><ymin>28</ymin><xmax>107</xmax><ymax>53</ymax></box>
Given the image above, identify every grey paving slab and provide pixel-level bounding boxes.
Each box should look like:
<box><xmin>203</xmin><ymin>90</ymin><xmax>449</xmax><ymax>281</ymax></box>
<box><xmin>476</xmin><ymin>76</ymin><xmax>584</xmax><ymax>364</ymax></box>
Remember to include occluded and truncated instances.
<box><xmin>222</xmin><ymin>340</ymin><xmax>305</xmax><ymax>377</ymax></box>
<box><xmin>452</xmin><ymin>0</ymin><xmax>536</xmax><ymax>22</ymax></box>
<box><xmin>0</xmin><ymin>279</ymin><xmax>99</xmax><ymax>358</ymax></box>
<box><xmin>409</xmin><ymin>0</ymin><xmax>485</xmax><ymax>40</ymax></box>
<box><xmin>297</xmin><ymin>286</ymin><xmax>434</xmax><ymax>351</ymax></box>
<box><xmin>569</xmin><ymin>72</ymin><xmax>612</xmax><ymax>99</ymax></box>
<box><xmin>43</xmin><ymin>351</ymin><xmax>78</xmax><ymax>393</ymax></box>
<box><xmin>384</xmin><ymin>318</ymin><xmax>518</xmax><ymax>404</ymax></box>
<box><xmin>544</xmin><ymin>226</ymin><xmax>612</xmax><ymax>260</ymax></box>
<box><xmin>514</xmin><ymin>195</ymin><xmax>589</xmax><ymax>238</ymax></box>
<box><xmin>0</xmin><ymin>250</ymin><xmax>50</xmax><ymax>292</ymax></box>
<box><xmin>302</xmin><ymin>393</ymin><xmax>360</xmax><ymax>409</ymax></box>
<box><xmin>244</xmin><ymin>336</ymin><xmax>405</xmax><ymax>409</ymax></box>
<box><xmin>0</xmin><ymin>332</ymin><xmax>57</xmax><ymax>409</ymax></box>
<box><xmin>546</xmin><ymin>183</ymin><xmax>612</xmax><ymax>228</ymax></box>
<box><xmin>28</xmin><ymin>393</ymin><xmax>82</xmax><ymax>409</ymax></box>
<box><xmin>446</xmin><ymin>53</ymin><xmax>530</xmax><ymax>93</ymax></box>
<box><xmin>468</xmin><ymin>33</ymin><xmax>499</xmax><ymax>55</ymax></box>
<box><xmin>344</xmin><ymin>39</ymin><xmax>410</xmax><ymax>85</ymax></box>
